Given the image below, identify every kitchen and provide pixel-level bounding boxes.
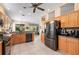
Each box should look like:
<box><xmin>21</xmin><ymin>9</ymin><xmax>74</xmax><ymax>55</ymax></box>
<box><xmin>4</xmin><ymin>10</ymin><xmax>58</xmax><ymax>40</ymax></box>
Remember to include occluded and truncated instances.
<box><xmin>0</xmin><ymin>3</ymin><xmax>79</xmax><ymax>55</ymax></box>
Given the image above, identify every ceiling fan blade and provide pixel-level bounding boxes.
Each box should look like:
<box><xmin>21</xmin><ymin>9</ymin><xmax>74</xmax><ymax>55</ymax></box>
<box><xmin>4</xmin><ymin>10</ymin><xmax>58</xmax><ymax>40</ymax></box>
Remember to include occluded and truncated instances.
<box><xmin>33</xmin><ymin>7</ymin><xmax>36</xmax><ymax>13</ymax></box>
<box><xmin>37</xmin><ymin>7</ymin><xmax>45</xmax><ymax>11</ymax></box>
<box><xmin>28</xmin><ymin>6</ymin><xmax>33</xmax><ymax>8</ymax></box>
<box><xmin>31</xmin><ymin>3</ymin><xmax>42</xmax><ymax>6</ymax></box>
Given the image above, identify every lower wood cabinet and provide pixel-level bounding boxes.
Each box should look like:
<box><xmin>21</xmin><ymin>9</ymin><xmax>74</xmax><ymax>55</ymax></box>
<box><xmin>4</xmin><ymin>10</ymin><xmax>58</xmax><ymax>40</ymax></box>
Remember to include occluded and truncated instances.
<box><xmin>11</xmin><ymin>33</ymin><xmax>26</xmax><ymax>45</ymax></box>
<box><xmin>11</xmin><ymin>33</ymin><xmax>34</xmax><ymax>45</ymax></box>
<box><xmin>68</xmin><ymin>37</ymin><xmax>79</xmax><ymax>55</ymax></box>
<box><xmin>59</xmin><ymin>36</ymin><xmax>79</xmax><ymax>55</ymax></box>
<box><xmin>58</xmin><ymin>36</ymin><xmax>68</xmax><ymax>54</ymax></box>
<box><xmin>32</xmin><ymin>33</ymin><xmax>34</xmax><ymax>42</ymax></box>
<box><xmin>0</xmin><ymin>42</ymin><xmax>2</xmax><ymax>55</ymax></box>
<box><xmin>19</xmin><ymin>33</ymin><xmax>26</xmax><ymax>43</ymax></box>
<box><xmin>41</xmin><ymin>33</ymin><xmax>45</xmax><ymax>43</ymax></box>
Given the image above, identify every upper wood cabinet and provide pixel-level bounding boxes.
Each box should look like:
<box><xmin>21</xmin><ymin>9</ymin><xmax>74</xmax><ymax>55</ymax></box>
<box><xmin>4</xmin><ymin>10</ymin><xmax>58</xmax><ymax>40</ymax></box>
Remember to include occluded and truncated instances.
<box><xmin>55</xmin><ymin>10</ymin><xmax>79</xmax><ymax>28</ymax></box>
<box><xmin>77</xmin><ymin>11</ymin><xmax>79</xmax><ymax>27</ymax></box>
<box><xmin>68</xmin><ymin>11</ymin><xmax>78</xmax><ymax>27</ymax></box>
<box><xmin>61</xmin><ymin>15</ymin><xmax>68</xmax><ymax>28</ymax></box>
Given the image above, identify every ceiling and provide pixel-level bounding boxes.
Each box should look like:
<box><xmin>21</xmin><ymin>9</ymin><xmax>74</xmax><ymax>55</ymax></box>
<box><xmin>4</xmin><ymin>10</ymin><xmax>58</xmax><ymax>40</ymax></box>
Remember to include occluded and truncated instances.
<box><xmin>1</xmin><ymin>3</ymin><xmax>64</xmax><ymax>24</ymax></box>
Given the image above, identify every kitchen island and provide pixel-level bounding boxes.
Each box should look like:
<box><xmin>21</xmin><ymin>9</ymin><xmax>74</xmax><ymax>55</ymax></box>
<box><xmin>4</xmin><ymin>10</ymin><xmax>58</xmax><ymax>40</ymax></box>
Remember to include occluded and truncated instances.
<box><xmin>10</xmin><ymin>32</ymin><xmax>34</xmax><ymax>45</ymax></box>
<box><xmin>0</xmin><ymin>32</ymin><xmax>34</xmax><ymax>55</ymax></box>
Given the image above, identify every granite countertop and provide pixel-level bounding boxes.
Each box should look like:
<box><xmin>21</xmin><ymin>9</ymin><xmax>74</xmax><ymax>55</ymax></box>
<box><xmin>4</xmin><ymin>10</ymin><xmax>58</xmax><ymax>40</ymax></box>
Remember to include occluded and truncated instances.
<box><xmin>59</xmin><ymin>35</ymin><xmax>79</xmax><ymax>39</ymax></box>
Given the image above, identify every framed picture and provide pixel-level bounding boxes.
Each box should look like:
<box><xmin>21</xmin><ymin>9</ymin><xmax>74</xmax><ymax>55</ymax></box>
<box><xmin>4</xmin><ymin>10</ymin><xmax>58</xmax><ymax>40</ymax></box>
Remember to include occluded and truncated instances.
<box><xmin>15</xmin><ymin>24</ymin><xmax>25</xmax><ymax>32</ymax></box>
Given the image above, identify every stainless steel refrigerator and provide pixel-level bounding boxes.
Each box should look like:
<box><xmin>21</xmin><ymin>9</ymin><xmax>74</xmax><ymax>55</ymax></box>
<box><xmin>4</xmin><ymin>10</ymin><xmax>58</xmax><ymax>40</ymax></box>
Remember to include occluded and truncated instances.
<box><xmin>45</xmin><ymin>21</ymin><xmax>60</xmax><ymax>51</ymax></box>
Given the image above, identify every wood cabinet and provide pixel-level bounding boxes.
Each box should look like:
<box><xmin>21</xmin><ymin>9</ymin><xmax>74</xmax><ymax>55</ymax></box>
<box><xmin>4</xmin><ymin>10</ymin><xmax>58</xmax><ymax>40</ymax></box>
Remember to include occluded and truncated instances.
<box><xmin>59</xmin><ymin>36</ymin><xmax>79</xmax><ymax>55</ymax></box>
<box><xmin>11</xmin><ymin>32</ymin><xmax>34</xmax><ymax>45</ymax></box>
<box><xmin>0</xmin><ymin>42</ymin><xmax>2</xmax><ymax>55</ymax></box>
<box><xmin>77</xmin><ymin>11</ymin><xmax>79</xmax><ymax>27</ymax></box>
<box><xmin>55</xmin><ymin>11</ymin><xmax>79</xmax><ymax>28</ymax></box>
<box><xmin>32</xmin><ymin>33</ymin><xmax>34</xmax><ymax>42</ymax></box>
<box><xmin>58</xmin><ymin>36</ymin><xmax>68</xmax><ymax>54</ymax></box>
<box><xmin>61</xmin><ymin>15</ymin><xmax>68</xmax><ymax>28</ymax></box>
<box><xmin>41</xmin><ymin>33</ymin><xmax>45</xmax><ymax>43</ymax></box>
<box><xmin>68</xmin><ymin>11</ymin><xmax>78</xmax><ymax>27</ymax></box>
<box><xmin>68</xmin><ymin>37</ymin><xmax>79</xmax><ymax>55</ymax></box>
<box><xmin>11</xmin><ymin>33</ymin><xmax>26</xmax><ymax>45</ymax></box>
<box><xmin>19</xmin><ymin>33</ymin><xmax>26</xmax><ymax>43</ymax></box>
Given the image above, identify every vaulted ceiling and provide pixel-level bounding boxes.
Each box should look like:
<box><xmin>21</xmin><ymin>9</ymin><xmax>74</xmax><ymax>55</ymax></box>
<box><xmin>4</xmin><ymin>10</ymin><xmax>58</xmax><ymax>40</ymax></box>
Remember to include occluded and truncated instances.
<box><xmin>1</xmin><ymin>3</ymin><xmax>64</xmax><ymax>24</ymax></box>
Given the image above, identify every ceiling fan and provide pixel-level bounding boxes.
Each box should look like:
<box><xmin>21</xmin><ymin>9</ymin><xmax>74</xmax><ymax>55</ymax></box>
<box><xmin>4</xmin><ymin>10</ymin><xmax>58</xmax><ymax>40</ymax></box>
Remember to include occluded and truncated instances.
<box><xmin>29</xmin><ymin>3</ymin><xmax>45</xmax><ymax>13</ymax></box>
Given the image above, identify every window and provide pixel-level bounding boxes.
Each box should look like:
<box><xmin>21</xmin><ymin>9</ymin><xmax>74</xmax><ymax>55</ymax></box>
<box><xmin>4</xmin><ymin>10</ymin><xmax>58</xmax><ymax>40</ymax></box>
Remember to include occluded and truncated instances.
<box><xmin>61</xmin><ymin>3</ymin><xmax>74</xmax><ymax>15</ymax></box>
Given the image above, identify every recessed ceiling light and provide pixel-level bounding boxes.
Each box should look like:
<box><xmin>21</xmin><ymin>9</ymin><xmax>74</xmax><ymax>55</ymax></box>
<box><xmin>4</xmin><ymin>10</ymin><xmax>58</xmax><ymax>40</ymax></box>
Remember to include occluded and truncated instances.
<box><xmin>19</xmin><ymin>11</ymin><xmax>22</xmax><ymax>13</ymax></box>
<box><xmin>28</xmin><ymin>13</ymin><xmax>31</xmax><ymax>15</ymax></box>
<box><xmin>47</xmin><ymin>9</ymin><xmax>50</xmax><ymax>11</ymax></box>
<box><xmin>23</xmin><ymin>7</ymin><xmax>26</xmax><ymax>9</ymax></box>
<box><xmin>7</xmin><ymin>8</ymin><xmax>10</xmax><ymax>10</ymax></box>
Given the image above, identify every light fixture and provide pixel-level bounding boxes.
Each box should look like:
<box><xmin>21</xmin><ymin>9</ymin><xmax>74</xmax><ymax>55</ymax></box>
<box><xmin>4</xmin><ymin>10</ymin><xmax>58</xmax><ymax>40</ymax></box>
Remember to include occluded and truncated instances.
<box><xmin>22</xmin><ymin>14</ymin><xmax>25</xmax><ymax>16</ymax></box>
<box><xmin>28</xmin><ymin>13</ymin><xmax>31</xmax><ymax>15</ymax></box>
<box><xmin>19</xmin><ymin>11</ymin><xmax>22</xmax><ymax>14</ymax></box>
<box><xmin>7</xmin><ymin>8</ymin><xmax>10</xmax><ymax>10</ymax></box>
<box><xmin>23</xmin><ymin>7</ymin><xmax>26</xmax><ymax>9</ymax></box>
<box><xmin>47</xmin><ymin>9</ymin><xmax>50</xmax><ymax>11</ymax></box>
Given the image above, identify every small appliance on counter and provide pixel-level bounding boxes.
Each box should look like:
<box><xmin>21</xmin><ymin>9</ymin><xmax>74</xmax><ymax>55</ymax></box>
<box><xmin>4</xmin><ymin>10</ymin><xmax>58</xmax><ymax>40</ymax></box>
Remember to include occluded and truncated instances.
<box><xmin>59</xmin><ymin>27</ymin><xmax>79</xmax><ymax>38</ymax></box>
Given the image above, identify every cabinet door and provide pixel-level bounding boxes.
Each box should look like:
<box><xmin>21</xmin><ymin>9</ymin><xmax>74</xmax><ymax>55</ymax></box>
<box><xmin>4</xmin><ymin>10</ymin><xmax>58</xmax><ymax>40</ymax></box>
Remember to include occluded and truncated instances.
<box><xmin>12</xmin><ymin>34</ymin><xmax>17</xmax><ymax>44</ymax></box>
<box><xmin>61</xmin><ymin>16</ymin><xmax>65</xmax><ymax>28</ymax></box>
<box><xmin>0</xmin><ymin>42</ymin><xmax>2</xmax><ymax>55</ymax></box>
<box><xmin>58</xmin><ymin>36</ymin><xmax>62</xmax><ymax>50</ymax></box>
<box><xmin>59</xmin><ymin>36</ymin><xmax>67</xmax><ymax>53</ymax></box>
<box><xmin>41</xmin><ymin>33</ymin><xmax>45</xmax><ymax>43</ymax></box>
<box><xmin>19</xmin><ymin>34</ymin><xmax>22</xmax><ymax>43</ymax></box>
<box><xmin>68</xmin><ymin>12</ymin><xmax>78</xmax><ymax>27</ymax></box>
<box><xmin>13</xmin><ymin>34</ymin><xmax>20</xmax><ymax>44</ymax></box>
<box><xmin>73</xmin><ymin>39</ymin><xmax>79</xmax><ymax>55</ymax></box>
<box><xmin>32</xmin><ymin>33</ymin><xmax>34</xmax><ymax>42</ymax></box>
<box><xmin>68</xmin><ymin>37</ymin><xmax>79</xmax><ymax>55</ymax></box>
<box><xmin>64</xmin><ymin>15</ymin><xmax>68</xmax><ymax>27</ymax></box>
<box><xmin>67</xmin><ymin>38</ymin><xmax>74</xmax><ymax>54</ymax></box>
<box><xmin>77</xmin><ymin>11</ymin><xmax>79</xmax><ymax>27</ymax></box>
<box><xmin>61</xmin><ymin>15</ymin><xmax>68</xmax><ymax>28</ymax></box>
<box><xmin>20</xmin><ymin>33</ymin><xmax>26</xmax><ymax>43</ymax></box>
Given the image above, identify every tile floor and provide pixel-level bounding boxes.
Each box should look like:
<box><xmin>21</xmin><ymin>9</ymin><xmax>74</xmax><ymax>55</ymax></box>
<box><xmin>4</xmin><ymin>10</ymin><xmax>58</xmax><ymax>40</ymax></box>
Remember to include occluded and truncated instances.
<box><xmin>11</xmin><ymin>35</ymin><xmax>63</xmax><ymax>55</ymax></box>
